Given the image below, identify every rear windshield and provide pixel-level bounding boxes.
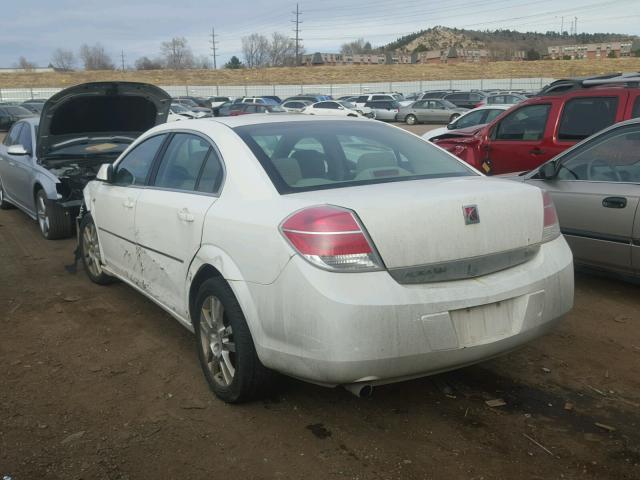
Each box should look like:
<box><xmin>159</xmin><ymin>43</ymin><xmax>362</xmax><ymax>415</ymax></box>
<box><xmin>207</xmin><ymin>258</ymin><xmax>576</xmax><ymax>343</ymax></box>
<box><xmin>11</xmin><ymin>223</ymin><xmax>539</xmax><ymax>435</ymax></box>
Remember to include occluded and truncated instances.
<box><xmin>234</xmin><ymin>121</ymin><xmax>476</xmax><ymax>193</ymax></box>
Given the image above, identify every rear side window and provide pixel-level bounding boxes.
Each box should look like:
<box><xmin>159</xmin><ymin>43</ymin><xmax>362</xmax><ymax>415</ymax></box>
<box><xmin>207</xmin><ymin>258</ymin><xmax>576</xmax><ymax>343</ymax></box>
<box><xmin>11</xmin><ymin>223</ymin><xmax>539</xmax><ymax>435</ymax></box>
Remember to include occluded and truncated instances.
<box><xmin>632</xmin><ymin>97</ymin><xmax>640</xmax><ymax>118</ymax></box>
<box><xmin>114</xmin><ymin>134</ymin><xmax>166</xmax><ymax>186</ymax></box>
<box><xmin>558</xmin><ymin>97</ymin><xmax>618</xmax><ymax>141</ymax></box>
<box><xmin>234</xmin><ymin>121</ymin><xmax>475</xmax><ymax>194</ymax></box>
<box><xmin>495</xmin><ymin>104</ymin><xmax>550</xmax><ymax>141</ymax></box>
<box><xmin>196</xmin><ymin>149</ymin><xmax>224</xmax><ymax>193</ymax></box>
<box><xmin>154</xmin><ymin>134</ymin><xmax>211</xmax><ymax>191</ymax></box>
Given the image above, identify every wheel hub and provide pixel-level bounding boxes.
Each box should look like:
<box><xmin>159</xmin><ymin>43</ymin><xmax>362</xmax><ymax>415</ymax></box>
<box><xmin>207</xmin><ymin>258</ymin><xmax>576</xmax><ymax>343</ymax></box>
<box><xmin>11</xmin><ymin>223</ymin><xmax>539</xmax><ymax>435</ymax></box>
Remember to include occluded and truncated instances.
<box><xmin>199</xmin><ymin>295</ymin><xmax>235</xmax><ymax>387</ymax></box>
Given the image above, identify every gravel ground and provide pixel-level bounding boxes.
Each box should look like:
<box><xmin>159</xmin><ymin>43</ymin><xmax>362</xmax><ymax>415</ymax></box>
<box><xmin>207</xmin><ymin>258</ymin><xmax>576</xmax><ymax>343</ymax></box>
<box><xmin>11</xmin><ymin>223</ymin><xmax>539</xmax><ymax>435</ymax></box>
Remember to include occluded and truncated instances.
<box><xmin>1</xmin><ymin>122</ymin><xmax>639</xmax><ymax>480</ymax></box>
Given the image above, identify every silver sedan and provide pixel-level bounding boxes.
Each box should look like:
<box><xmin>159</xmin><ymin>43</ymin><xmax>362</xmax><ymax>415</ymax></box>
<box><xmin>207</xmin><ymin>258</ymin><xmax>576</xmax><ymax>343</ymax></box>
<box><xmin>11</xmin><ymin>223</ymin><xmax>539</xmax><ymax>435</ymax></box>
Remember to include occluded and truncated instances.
<box><xmin>515</xmin><ymin>118</ymin><xmax>640</xmax><ymax>280</ymax></box>
<box><xmin>396</xmin><ymin>99</ymin><xmax>468</xmax><ymax>125</ymax></box>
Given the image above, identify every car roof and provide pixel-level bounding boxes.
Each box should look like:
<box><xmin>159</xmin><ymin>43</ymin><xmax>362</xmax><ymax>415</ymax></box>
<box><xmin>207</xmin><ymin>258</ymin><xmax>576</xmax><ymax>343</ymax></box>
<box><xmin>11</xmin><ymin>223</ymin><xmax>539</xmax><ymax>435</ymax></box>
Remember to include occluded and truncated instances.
<box><xmin>154</xmin><ymin>114</ymin><xmax>369</xmax><ymax>131</ymax></box>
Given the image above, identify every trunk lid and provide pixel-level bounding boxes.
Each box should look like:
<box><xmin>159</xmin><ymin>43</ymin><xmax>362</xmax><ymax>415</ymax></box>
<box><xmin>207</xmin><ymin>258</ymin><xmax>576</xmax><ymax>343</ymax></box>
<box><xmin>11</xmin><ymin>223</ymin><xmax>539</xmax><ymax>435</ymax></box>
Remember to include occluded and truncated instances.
<box><xmin>287</xmin><ymin>177</ymin><xmax>544</xmax><ymax>272</ymax></box>
<box><xmin>37</xmin><ymin>82</ymin><xmax>171</xmax><ymax>160</ymax></box>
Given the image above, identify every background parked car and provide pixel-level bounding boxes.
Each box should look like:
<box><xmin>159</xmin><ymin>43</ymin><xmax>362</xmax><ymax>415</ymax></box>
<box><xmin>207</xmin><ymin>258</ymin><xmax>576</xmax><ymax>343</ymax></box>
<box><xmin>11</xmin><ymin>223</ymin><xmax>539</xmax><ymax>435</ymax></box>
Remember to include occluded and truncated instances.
<box><xmin>229</xmin><ymin>103</ymin><xmax>285</xmax><ymax>115</ymax></box>
<box><xmin>396</xmin><ymin>99</ymin><xmax>467</xmax><ymax>125</ymax></box>
<box><xmin>172</xmin><ymin>98</ymin><xmax>212</xmax><ymax>117</ymax></box>
<box><xmin>0</xmin><ymin>81</ymin><xmax>170</xmax><ymax>239</ymax></box>
<box><xmin>20</xmin><ymin>102</ymin><xmax>44</xmax><ymax>114</ymax></box>
<box><xmin>510</xmin><ymin>118</ymin><xmax>640</xmax><ymax>280</ymax></box>
<box><xmin>283</xmin><ymin>95</ymin><xmax>331</xmax><ymax>104</ymax></box>
<box><xmin>422</xmin><ymin>105</ymin><xmax>510</xmax><ymax>140</ymax></box>
<box><xmin>170</xmin><ymin>103</ymin><xmax>198</xmax><ymax>119</ymax></box>
<box><xmin>281</xmin><ymin>100</ymin><xmax>312</xmax><ymax>112</ymax></box>
<box><xmin>476</xmin><ymin>93</ymin><xmax>526</xmax><ymax>108</ymax></box>
<box><xmin>174</xmin><ymin>96</ymin><xmax>211</xmax><ymax>108</ymax></box>
<box><xmin>0</xmin><ymin>105</ymin><xmax>35</xmax><ymax>131</ymax></box>
<box><xmin>353</xmin><ymin>93</ymin><xmax>404</xmax><ymax>108</ymax></box>
<box><xmin>364</xmin><ymin>100</ymin><xmax>400</xmax><ymax>121</ymax></box>
<box><xmin>303</xmin><ymin>101</ymin><xmax>373</xmax><ymax>118</ymax></box>
<box><xmin>432</xmin><ymin>73</ymin><xmax>640</xmax><ymax>175</ymax></box>
<box><xmin>442</xmin><ymin>91</ymin><xmax>488</xmax><ymax>109</ymax></box>
<box><xmin>208</xmin><ymin>96</ymin><xmax>231</xmax><ymax>108</ymax></box>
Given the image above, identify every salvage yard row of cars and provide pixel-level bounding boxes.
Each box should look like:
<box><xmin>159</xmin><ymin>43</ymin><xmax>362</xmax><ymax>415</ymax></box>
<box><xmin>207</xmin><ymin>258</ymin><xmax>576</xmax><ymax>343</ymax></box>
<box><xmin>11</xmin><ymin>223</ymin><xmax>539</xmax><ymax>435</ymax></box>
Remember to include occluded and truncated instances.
<box><xmin>0</xmin><ymin>73</ymin><xmax>637</xmax><ymax>403</ymax></box>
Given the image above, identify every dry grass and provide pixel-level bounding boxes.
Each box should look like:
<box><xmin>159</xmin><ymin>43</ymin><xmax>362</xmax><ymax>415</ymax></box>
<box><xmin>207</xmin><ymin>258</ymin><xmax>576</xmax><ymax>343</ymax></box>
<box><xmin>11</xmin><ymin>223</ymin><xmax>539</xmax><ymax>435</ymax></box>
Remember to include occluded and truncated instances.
<box><xmin>1</xmin><ymin>58</ymin><xmax>639</xmax><ymax>88</ymax></box>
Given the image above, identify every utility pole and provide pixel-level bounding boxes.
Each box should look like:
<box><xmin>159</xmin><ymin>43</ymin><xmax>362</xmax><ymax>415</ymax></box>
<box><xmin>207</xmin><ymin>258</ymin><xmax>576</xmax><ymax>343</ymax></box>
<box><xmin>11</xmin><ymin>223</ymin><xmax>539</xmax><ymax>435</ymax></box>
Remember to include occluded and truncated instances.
<box><xmin>121</xmin><ymin>50</ymin><xmax>125</xmax><ymax>72</ymax></box>
<box><xmin>560</xmin><ymin>16</ymin><xmax>564</xmax><ymax>35</ymax></box>
<box><xmin>291</xmin><ymin>3</ymin><xmax>302</xmax><ymax>66</ymax></box>
<box><xmin>210</xmin><ymin>27</ymin><xmax>218</xmax><ymax>69</ymax></box>
<box><xmin>574</xmin><ymin>16</ymin><xmax>578</xmax><ymax>37</ymax></box>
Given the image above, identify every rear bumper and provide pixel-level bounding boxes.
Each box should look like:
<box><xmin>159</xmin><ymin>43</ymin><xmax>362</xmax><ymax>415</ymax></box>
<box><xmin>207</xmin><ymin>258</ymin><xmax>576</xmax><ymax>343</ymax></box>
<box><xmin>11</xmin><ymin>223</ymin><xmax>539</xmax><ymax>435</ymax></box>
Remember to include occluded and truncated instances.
<box><xmin>241</xmin><ymin>236</ymin><xmax>574</xmax><ymax>386</ymax></box>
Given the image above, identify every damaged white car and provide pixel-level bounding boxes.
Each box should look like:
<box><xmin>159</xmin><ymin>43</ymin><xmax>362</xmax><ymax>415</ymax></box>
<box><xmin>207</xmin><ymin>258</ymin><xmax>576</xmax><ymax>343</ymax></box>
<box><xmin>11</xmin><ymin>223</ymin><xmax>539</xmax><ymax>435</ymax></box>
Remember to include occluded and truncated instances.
<box><xmin>0</xmin><ymin>82</ymin><xmax>170</xmax><ymax>239</ymax></box>
<box><xmin>79</xmin><ymin>115</ymin><xmax>574</xmax><ymax>403</ymax></box>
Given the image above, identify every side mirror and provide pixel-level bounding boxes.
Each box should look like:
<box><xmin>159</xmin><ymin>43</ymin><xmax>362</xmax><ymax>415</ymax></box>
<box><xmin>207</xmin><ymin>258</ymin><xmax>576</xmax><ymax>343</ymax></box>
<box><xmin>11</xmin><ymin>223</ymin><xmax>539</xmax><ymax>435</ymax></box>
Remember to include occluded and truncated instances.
<box><xmin>96</xmin><ymin>163</ymin><xmax>113</xmax><ymax>183</ymax></box>
<box><xmin>7</xmin><ymin>144</ymin><xmax>28</xmax><ymax>156</ymax></box>
<box><xmin>538</xmin><ymin>161</ymin><xmax>557</xmax><ymax>180</ymax></box>
<box><xmin>446</xmin><ymin>122</ymin><xmax>456</xmax><ymax>130</ymax></box>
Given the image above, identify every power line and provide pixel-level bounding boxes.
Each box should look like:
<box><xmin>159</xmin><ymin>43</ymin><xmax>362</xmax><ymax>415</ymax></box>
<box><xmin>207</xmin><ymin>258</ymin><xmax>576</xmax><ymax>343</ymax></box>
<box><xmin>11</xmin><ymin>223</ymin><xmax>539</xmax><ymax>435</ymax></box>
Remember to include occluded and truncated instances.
<box><xmin>291</xmin><ymin>3</ymin><xmax>302</xmax><ymax>66</ymax></box>
<box><xmin>121</xmin><ymin>49</ymin><xmax>125</xmax><ymax>71</ymax></box>
<box><xmin>210</xmin><ymin>27</ymin><xmax>218</xmax><ymax>69</ymax></box>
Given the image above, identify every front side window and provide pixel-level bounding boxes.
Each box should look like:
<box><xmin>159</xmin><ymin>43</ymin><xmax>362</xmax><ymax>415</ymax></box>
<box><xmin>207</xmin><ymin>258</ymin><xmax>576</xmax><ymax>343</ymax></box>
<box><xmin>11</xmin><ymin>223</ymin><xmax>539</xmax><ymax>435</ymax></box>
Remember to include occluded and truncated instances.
<box><xmin>556</xmin><ymin>124</ymin><xmax>640</xmax><ymax>182</ymax></box>
<box><xmin>495</xmin><ymin>104</ymin><xmax>551</xmax><ymax>141</ymax></box>
<box><xmin>4</xmin><ymin>122</ymin><xmax>23</xmax><ymax>146</ymax></box>
<box><xmin>557</xmin><ymin>97</ymin><xmax>618</xmax><ymax>141</ymax></box>
<box><xmin>154</xmin><ymin>134</ymin><xmax>211</xmax><ymax>191</ymax></box>
<box><xmin>235</xmin><ymin>121</ymin><xmax>475</xmax><ymax>193</ymax></box>
<box><xmin>18</xmin><ymin>123</ymin><xmax>32</xmax><ymax>153</ymax></box>
<box><xmin>114</xmin><ymin>134</ymin><xmax>166</xmax><ymax>186</ymax></box>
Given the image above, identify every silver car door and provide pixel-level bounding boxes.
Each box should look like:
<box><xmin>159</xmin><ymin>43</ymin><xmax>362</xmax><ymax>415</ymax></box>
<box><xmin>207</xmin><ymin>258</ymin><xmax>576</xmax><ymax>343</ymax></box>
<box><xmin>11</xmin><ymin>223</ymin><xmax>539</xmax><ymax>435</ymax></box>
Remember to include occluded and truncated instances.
<box><xmin>433</xmin><ymin>101</ymin><xmax>450</xmax><ymax>123</ymax></box>
<box><xmin>528</xmin><ymin>124</ymin><xmax>640</xmax><ymax>276</ymax></box>
<box><xmin>633</xmin><ymin>202</ymin><xmax>640</xmax><ymax>274</ymax></box>
<box><xmin>12</xmin><ymin>122</ymin><xmax>37</xmax><ymax>211</ymax></box>
<box><xmin>0</xmin><ymin>123</ymin><xmax>24</xmax><ymax>204</ymax></box>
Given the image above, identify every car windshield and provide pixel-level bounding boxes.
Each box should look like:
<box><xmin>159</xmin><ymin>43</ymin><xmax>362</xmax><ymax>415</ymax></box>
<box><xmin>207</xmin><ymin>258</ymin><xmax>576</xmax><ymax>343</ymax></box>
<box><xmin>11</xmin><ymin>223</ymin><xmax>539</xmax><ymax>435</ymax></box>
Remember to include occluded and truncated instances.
<box><xmin>234</xmin><ymin>120</ymin><xmax>476</xmax><ymax>194</ymax></box>
<box><xmin>339</xmin><ymin>101</ymin><xmax>356</xmax><ymax>109</ymax></box>
<box><xmin>171</xmin><ymin>104</ymin><xmax>188</xmax><ymax>113</ymax></box>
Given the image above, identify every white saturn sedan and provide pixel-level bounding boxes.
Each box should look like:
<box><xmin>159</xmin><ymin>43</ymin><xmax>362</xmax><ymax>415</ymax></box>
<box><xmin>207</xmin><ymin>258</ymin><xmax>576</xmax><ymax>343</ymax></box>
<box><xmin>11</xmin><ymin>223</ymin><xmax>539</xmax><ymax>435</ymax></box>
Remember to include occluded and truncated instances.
<box><xmin>79</xmin><ymin>114</ymin><xmax>574</xmax><ymax>402</ymax></box>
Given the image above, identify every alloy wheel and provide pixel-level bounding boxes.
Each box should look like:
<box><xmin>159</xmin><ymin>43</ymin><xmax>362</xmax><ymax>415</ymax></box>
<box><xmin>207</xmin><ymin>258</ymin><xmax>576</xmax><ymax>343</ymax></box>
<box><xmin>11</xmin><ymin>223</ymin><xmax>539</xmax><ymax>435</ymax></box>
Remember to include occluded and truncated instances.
<box><xmin>199</xmin><ymin>296</ymin><xmax>236</xmax><ymax>387</ymax></box>
<box><xmin>82</xmin><ymin>221</ymin><xmax>103</xmax><ymax>278</ymax></box>
<box><xmin>36</xmin><ymin>195</ymin><xmax>50</xmax><ymax>236</ymax></box>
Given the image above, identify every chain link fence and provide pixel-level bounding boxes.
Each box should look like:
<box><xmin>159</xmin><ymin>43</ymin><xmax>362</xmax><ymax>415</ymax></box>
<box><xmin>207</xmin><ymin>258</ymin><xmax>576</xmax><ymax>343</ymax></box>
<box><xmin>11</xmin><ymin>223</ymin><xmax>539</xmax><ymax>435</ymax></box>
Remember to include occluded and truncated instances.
<box><xmin>0</xmin><ymin>77</ymin><xmax>554</xmax><ymax>102</ymax></box>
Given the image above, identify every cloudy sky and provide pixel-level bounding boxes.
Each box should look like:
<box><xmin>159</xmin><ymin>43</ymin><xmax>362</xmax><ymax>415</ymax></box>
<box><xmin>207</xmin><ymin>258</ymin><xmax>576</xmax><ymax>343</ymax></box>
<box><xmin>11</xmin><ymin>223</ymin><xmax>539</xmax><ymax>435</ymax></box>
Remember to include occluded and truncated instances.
<box><xmin>1</xmin><ymin>0</ymin><xmax>638</xmax><ymax>68</ymax></box>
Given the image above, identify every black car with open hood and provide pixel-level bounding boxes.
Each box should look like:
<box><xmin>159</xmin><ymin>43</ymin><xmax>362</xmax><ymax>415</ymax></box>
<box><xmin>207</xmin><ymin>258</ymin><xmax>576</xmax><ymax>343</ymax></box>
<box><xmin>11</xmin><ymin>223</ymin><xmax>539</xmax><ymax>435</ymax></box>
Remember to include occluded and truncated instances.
<box><xmin>35</xmin><ymin>82</ymin><xmax>170</xmax><ymax>205</ymax></box>
<box><xmin>38</xmin><ymin>81</ymin><xmax>171</xmax><ymax>161</ymax></box>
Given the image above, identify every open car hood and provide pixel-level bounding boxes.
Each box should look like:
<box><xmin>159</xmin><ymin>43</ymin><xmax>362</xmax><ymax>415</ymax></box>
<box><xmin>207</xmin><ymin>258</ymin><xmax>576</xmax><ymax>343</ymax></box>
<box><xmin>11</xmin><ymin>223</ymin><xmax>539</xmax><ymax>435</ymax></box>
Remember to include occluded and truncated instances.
<box><xmin>37</xmin><ymin>82</ymin><xmax>171</xmax><ymax>159</ymax></box>
<box><xmin>432</xmin><ymin>124</ymin><xmax>484</xmax><ymax>141</ymax></box>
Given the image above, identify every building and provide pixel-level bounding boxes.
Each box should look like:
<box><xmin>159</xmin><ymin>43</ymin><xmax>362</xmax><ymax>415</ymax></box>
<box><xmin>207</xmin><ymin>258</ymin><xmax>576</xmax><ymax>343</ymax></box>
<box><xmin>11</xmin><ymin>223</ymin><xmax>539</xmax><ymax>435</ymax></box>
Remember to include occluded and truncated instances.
<box><xmin>547</xmin><ymin>41</ymin><xmax>633</xmax><ymax>60</ymax></box>
<box><xmin>302</xmin><ymin>47</ymin><xmax>490</xmax><ymax>66</ymax></box>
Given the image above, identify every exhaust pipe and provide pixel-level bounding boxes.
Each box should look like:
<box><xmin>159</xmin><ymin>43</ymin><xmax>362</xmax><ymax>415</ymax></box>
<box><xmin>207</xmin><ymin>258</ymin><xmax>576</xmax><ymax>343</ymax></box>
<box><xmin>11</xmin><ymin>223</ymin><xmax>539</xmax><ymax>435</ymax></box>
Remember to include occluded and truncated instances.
<box><xmin>344</xmin><ymin>383</ymin><xmax>374</xmax><ymax>398</ymax></box>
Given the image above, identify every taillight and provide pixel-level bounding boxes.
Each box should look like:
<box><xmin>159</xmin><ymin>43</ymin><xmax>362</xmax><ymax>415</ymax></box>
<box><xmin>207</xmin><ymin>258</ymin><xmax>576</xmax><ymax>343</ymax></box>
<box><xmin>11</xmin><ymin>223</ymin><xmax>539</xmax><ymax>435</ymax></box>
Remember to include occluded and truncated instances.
<box><xmin>542</xmin><ymin>191</ymin><xmax>560</xmax><ymax>242</ymax></box>
<box><xmin>280</xmin><ymin>205</ymin><xmax>384</xmax><ymax>272</ymax></box>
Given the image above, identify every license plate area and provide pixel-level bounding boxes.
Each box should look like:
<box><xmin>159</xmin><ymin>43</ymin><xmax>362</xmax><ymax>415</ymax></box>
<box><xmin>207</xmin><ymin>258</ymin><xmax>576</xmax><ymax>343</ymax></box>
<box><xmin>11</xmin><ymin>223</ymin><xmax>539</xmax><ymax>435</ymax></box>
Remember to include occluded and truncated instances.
<box><xmin>450</xmin><ymin>299</ymin><xmax>519</xmax><ymax>348</ymax></box>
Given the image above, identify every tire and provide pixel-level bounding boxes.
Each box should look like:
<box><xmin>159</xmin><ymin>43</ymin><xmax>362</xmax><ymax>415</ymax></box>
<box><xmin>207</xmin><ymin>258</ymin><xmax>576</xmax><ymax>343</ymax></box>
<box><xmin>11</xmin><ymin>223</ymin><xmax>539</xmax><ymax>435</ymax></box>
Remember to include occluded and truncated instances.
<box><xmin>405</xmin><ymin>114</ymin><xmax>418</xmax><ymax>125</ymax></box>
<box><xmin>194</xmin><ymin>277</ymin><xmax>277</xmax><ymax>403</ymax></box>
<box><xmin>79</xmin><ymin>213</ymin><xmax>116</xmax><ymax>285</ymax></box>
<box><xmin>449</xmin><ymin>113</ymin><xmax>461</xmax><ymax>123</ymax></box>
<box><xmin>35</xmin><ymin>189</ymin><xmax>73</xmax><ymax>240</ymax></box>
<box><xmin>0</xmin><ymin>179</ymin><xmax>14</xmax><ymax>209</ymax></box>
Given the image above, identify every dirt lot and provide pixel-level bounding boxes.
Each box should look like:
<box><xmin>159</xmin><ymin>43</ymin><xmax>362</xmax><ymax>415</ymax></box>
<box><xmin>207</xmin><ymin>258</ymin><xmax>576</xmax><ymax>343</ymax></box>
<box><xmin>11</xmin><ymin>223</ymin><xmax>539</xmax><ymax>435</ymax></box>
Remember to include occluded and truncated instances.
<box><xmin>1</xmin><ymin>58</ymin><xmax>640</xmax><ymax>88</ymax></box>
<box><xmin>1</xmin><ymin>123</ymin><xmax>640</xmax><ymax>480</ymax></box>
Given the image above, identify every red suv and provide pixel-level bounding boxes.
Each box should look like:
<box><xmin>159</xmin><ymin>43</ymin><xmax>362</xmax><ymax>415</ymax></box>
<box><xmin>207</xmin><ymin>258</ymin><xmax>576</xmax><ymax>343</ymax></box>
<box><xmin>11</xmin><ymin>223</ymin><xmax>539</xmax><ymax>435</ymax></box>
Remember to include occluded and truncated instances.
<box><xmin>432</xmin><ymin>73</ymin><xmax>640</xmax><ymax>174</ymax></box>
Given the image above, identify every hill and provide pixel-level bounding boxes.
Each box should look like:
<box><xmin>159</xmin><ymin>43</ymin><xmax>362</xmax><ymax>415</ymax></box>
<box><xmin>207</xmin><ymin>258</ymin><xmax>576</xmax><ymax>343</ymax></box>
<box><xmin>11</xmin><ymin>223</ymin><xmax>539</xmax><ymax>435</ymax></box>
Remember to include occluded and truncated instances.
<box><xmin>383</xmin><ymin>26</ymin><xmax>639</xmax><ymax>59</ymax></box>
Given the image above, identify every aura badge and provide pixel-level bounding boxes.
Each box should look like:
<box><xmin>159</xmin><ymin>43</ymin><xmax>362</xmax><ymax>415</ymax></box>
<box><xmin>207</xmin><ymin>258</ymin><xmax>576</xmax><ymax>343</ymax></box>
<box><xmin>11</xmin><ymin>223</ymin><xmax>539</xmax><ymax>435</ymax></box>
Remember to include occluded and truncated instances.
<box><xmin>463</xmin><ymin>205</ymin><xmax>480</xmax><ymax>225</ymax></box>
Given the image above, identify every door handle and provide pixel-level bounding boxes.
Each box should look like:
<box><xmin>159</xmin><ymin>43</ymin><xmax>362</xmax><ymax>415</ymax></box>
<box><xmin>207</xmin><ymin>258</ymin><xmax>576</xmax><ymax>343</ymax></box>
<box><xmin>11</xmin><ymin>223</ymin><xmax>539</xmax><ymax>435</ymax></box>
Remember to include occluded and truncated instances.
<box><xmin>122</xmin><ymin>199</ymin><xmax>135</xmax><ymax>209</ymax></box>
<box><xmin>602</xmin><ymin>196</ymin><xmax>627</xmax><ymax>209</ymax></box>
<box><xmin>178</xmin><ymin>209</ymin><xmax>194</xmax><ymax>222</ymax></box>
<box><xmin>530</xmin><ymin>147</ymin><xmax>546</xmax><ymax>155</ymax></box>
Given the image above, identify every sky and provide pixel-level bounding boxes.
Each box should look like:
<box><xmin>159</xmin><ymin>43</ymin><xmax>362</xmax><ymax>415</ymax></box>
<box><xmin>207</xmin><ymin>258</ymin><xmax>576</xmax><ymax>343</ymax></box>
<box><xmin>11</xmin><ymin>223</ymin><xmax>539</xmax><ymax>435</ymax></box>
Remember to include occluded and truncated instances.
<box><xmin>0</xmin><ymin>0</ymin><xmax>638</xmax><ymax>68</ymax></box>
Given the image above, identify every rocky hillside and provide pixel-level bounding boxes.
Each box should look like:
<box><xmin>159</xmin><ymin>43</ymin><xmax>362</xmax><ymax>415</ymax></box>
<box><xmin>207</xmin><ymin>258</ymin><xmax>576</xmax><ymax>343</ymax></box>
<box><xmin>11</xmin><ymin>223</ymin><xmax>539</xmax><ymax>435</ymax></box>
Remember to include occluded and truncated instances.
<box><xmin>384</xmin><ymin>26</ymin><xmax>639</xmax><ymax>58</ymax></box>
